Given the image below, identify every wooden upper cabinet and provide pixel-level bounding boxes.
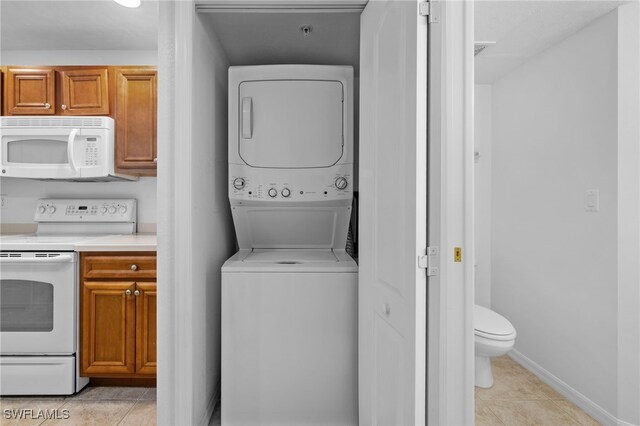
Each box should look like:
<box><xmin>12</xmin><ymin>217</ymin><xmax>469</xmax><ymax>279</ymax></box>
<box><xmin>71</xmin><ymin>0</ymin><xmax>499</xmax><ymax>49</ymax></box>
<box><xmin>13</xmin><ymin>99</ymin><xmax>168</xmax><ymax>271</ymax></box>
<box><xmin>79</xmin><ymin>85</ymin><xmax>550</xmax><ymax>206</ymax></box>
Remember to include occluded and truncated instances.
<box><xmin>60</xmin><ymin>68</ymin><xmax>109</xmax><ymax>115</ymax></box>
<box><xmin>115</xmin><ymin>68</ymin><xmax>157</xmax><ymax>174</ymax></box>
<box><xmin>5</xmin><ymin>68</ymin><xmax>55</xmax><ymax>115</ymax></box>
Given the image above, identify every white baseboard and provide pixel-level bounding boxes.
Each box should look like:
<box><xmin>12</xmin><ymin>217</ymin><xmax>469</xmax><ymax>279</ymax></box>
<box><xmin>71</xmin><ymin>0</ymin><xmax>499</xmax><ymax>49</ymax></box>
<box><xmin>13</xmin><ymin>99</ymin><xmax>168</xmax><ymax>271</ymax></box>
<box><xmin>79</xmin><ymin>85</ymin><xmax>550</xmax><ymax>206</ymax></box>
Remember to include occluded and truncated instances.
<box><xmin>509</xmin><ymin>349</ymin><xmax>630</xmax><ymax>426</ymax></box>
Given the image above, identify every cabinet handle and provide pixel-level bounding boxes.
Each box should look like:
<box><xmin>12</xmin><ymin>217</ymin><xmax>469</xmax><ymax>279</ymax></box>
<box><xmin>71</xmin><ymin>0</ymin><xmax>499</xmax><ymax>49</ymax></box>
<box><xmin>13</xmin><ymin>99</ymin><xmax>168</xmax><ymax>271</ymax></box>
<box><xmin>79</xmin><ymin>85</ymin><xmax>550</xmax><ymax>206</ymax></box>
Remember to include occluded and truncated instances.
<box><xmin>125</xmin><ymin>289</ymin><xmax>132</xmax><ymax>296</ymax></box>
<box><xmin>153</xmin><ymin>158</ymin><xmax>158</xmax><ymax>163</ymax></box>
<box><xmin>131</xmin><ymin>264</ymin><xmax>138</xmax><ymax>271</ymax></box>
<box><xmin>134</xmin><ymin>290</ymin><xmax>140</xmax><ymax>296</ymax></box>
<box><xmin>44</xmin><ymin>103</ymin><xmax>51</xmax><ymax>109</ymax></box>
<box><xmin>61</xmin><ymin>104</ymin><xmax>67</xmax><ymax>110</ymax></box>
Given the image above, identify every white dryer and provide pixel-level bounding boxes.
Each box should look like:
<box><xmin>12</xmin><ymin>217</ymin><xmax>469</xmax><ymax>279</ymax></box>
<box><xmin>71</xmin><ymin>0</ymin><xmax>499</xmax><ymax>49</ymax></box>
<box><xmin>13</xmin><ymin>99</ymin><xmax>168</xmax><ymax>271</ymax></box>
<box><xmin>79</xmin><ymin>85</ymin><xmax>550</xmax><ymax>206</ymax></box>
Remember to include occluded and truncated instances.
<box><xmin>222</xmin><ymin>65</ymin><xmax>357</xmax><ymax>425</ymax></box>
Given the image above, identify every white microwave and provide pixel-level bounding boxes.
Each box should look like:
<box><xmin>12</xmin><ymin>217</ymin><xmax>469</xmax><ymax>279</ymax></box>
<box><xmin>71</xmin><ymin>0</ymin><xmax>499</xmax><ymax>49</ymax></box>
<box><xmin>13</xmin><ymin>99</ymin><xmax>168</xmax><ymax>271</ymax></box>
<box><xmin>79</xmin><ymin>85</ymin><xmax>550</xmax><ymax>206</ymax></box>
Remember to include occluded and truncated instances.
<box><xmin>0</xmin><ymin>116</ymin><xmax>137</xmax><ymax>181</ymax></box>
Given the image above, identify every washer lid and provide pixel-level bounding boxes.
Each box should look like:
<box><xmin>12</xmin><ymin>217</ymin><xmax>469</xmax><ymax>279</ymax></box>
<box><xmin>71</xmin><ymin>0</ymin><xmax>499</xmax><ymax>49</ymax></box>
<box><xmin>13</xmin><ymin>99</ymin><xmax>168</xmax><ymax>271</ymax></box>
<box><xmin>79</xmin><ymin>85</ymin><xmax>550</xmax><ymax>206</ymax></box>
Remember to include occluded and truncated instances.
<box><xmin>243</xmin><ymin>249</ymin><xmax>338</xmax><ymax>264</ymax></box>
<box><xmin>474</xmin><ymin>305</ymin><xmax>516</xmax><ymax>337</ymax></box>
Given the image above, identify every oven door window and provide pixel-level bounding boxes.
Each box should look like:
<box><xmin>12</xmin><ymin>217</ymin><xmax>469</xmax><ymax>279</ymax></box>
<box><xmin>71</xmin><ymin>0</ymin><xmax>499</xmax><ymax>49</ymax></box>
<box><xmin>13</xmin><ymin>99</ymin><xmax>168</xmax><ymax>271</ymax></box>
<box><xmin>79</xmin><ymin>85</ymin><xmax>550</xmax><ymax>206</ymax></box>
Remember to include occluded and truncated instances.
<box><xmin>1</xmin><ymin>279</ymin><xmax>54</xmax><ymax>332</ymax></box>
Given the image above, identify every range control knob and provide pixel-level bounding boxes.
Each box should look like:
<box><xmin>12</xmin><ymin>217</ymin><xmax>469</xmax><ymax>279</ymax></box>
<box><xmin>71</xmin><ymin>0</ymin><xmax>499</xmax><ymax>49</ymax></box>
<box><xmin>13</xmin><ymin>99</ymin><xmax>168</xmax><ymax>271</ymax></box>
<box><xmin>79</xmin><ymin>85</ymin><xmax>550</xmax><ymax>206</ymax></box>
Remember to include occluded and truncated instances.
<box><xmin>38</xmin><ymin>205</ymin><xmax>46</xmax><ymax>214</ymax></box>
<box><xmin>108</xmin><ymin>206</ymin><xmax>117</xmax><ymax>214</ymax></box>
<box><xmin>100</xmin><ymin>207</ymin><xmax>108</xmax><ymax>214</ymax></box>
<box><xmin>119</xmin><ymin>206</ymin><xmax>127</xmax><ymax>214</ymax></box>
<box><xmin>47</xmin><ymin>205</ymin><xmax>56</xmax><ymax>214</ymax></box>
<box><xmin>281</xmin><ymin>188</ymin><xmax>291</xmax><ymax>198</ymax></box>
<box><xmin>233</xmin><ymin>178</ymin><xmax>246</xmax><ymax>190</ymax></box>
<box><xmin>268</xmin><ymin>188</ymin><xmax>278</xmax><ymax>198</ymax></box>
<box><xmin>335</xmin><ymin>177</ymin><xmax>348</xmax><ymax>190</ymax></box>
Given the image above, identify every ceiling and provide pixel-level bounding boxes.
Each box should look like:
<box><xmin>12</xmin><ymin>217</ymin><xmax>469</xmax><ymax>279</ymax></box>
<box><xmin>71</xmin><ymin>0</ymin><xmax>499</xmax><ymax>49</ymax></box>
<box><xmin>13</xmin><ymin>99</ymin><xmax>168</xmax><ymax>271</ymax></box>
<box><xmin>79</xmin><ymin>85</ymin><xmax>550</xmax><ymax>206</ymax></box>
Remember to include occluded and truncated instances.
<box><xmin>3</xmin><ymin>0</ymin><xmax>620</xmax><ymax>83</ymax></box>
<box><xmin>475</xmin><ymin>1</ymin><xmax>623</xmax><ymax>84</ymax></box>
<box><xmin>198</xmin><ymin>11</ymin><xmax>361</xmax><ymax>75</ymax></box>
<box><xmin>0</xmin><ymin>0</ymin><xmax>158</xmax><ymax>51</ymax></box>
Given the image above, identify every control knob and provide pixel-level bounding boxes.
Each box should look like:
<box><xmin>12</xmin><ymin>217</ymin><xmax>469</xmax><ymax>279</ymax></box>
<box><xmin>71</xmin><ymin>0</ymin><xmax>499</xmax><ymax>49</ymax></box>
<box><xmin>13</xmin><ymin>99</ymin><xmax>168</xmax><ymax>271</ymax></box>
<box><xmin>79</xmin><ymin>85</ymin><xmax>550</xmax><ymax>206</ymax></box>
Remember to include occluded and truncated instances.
<box><xmin>119</xmin><ymin>206</ymin><xmax>127</xmax><ymax>214</ymax></box>
<box><xmin>47</xmin><ymin>206</ymin><xmax>56</xmax><ymax>214</ymax></box>
<box><xmin>100</xmin><ymin>207</ymin><xmax>108</xmax><ymax>214</ymax></box>
<box><xmin>38</xmin><ymin>205</ymin><xmax>46</xmax><ymax>214</ymax></box>
<box><xmin>281</xmin><ymin>188</ymin><xmax>291</xmax><ymax>198</ymax></box>
<box><xmin>335</xmin><ymin>177</ymin><xmax>348</xmax><ymax>190</ymax></box>
<box><xmin>268</xmin><ymin>188</ymin><xmax>278</xmax><ymax>198</ymax></box>
<box><xmin>108</xmin><ymin>206</ymin><xmax>117</xmax><ymax>214</ymax></box>
<box><xmin>233</xmin><ymin>178</ymin><xmax>246</xmax><ymax>190</ymax></box>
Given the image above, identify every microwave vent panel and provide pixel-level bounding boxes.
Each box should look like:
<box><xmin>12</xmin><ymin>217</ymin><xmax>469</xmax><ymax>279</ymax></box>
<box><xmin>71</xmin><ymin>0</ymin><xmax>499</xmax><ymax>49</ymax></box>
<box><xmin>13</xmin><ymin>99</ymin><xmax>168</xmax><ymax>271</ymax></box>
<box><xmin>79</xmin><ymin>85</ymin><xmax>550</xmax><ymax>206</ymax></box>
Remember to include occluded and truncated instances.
<box><xmin>1</xmin><ymin>117</ymin><xmax>110</xmax><ymax>128</ymax></box>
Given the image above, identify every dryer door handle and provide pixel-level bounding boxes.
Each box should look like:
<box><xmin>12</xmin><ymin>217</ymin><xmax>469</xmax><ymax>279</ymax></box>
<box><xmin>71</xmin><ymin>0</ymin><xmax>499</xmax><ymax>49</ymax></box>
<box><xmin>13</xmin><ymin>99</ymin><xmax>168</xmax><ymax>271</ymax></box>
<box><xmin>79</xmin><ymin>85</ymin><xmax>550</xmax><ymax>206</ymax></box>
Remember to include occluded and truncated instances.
<box><xmin>242</xmin><ymin>97</ymin><xmax>253</xmax><ymax>139</ymax></box>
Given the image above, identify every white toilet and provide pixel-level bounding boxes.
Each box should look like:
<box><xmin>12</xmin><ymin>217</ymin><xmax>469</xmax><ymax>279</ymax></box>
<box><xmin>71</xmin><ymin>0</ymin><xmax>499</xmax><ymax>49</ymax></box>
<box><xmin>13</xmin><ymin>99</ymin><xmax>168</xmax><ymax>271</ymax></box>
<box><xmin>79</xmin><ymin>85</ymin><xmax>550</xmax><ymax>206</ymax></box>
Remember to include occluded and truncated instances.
<box><xmin>474</xmin><ymin>304</ymin><xmax>517</xmax><ymax>388</ymax></box>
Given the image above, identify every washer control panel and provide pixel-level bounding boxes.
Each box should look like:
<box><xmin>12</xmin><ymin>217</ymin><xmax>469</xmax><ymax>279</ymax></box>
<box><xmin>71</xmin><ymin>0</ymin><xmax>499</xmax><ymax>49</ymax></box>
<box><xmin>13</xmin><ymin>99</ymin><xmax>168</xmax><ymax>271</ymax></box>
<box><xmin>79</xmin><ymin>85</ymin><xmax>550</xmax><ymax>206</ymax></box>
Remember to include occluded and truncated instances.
<box><xmin>229</xmin><ymin>164</ymin><xmax>353</xmax><ymax>202</ymax></box>
<box><xmin>34</xmin><ymin>199</ymin><xmax>137</xmax><ymax>222</ymax></box>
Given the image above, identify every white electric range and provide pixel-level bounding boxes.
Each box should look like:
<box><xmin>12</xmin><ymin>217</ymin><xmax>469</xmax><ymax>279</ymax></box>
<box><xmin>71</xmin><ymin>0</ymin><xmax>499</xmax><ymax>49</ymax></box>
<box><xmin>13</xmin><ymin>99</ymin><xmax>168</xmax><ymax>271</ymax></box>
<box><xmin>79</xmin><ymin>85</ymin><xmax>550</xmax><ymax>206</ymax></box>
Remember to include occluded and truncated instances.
<box><xmin>0</xmin><ymin>198</ymin><xmax>136</xmax><ymax>395</ymax></box>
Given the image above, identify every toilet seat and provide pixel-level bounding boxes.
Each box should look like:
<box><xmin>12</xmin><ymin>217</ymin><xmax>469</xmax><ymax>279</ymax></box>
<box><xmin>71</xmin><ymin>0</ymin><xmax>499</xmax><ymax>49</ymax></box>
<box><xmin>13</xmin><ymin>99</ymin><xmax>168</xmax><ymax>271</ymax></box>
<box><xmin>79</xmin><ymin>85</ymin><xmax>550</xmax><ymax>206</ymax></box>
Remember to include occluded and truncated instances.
<box><xmin>474</xmin><ymin>305</ymin><xmax>516</xmax><ymax>341</ymax></box>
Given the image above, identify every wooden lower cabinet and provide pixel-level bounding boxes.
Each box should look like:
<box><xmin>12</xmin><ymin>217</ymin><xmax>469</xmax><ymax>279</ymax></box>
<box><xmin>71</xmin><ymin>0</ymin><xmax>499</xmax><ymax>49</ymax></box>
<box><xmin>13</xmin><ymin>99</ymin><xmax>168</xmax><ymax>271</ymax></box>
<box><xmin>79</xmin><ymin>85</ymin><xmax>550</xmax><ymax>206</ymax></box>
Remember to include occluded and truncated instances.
<box><xmin>80</xmin><ymin>253</ymin><xmax>156</xmax><ymax>378</ymax></box>
<box><xmin>135</xmin><ymin>282</ymin><xmax>157</xmax><ymax>374</ymax></box>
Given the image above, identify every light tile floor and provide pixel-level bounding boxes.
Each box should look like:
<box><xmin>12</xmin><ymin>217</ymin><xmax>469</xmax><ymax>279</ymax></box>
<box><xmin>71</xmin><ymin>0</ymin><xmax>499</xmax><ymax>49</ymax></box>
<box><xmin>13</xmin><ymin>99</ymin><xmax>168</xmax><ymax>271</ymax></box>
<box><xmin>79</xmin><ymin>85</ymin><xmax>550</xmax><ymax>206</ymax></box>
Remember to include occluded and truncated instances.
<box><xmin>476</xmin><ymin>356</ymin><xmax>601</xmax><ymax>425</ymax></box>
<box><xmin>1</xmin><ymin>363</ymin><xmax>599</xmax><ymax>426</ymax></box>
<box><xmin>0</xmin><ymin>386</ymin><xmax>156</xmax><ymax>426</ymax></box>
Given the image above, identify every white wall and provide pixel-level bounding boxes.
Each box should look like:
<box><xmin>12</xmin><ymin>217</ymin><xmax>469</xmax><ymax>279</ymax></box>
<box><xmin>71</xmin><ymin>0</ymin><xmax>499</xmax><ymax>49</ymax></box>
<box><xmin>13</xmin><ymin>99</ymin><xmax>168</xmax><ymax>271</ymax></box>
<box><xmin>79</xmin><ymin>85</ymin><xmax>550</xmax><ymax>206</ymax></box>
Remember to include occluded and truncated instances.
<box><xmin>616</xmin><ymin>3</ymin><xmax>640</xmax><ymax>425</ymax></box>
<box><xmin>156</xmin><ymin>3</ymin><xmax>236</xmax><ymax>424</ymax></box>
<box><xmin>473</xmin><ymin>84</ymin><xmax>492</xmax><ymax>307</ymax></box>
<box><xmin>0</xmin><ymin>178</ymin><xmax>157</xmax><ymax>225</ymax></box>
<box><xmin>0</xmin><ymin>49</ymin><xmax>158</xmax><ymax>228</ymax></box>
<box><xmin>188</xmin><ymin>12</ymin><xmax>236</xmax><ymax>424</ymax></box>
<box><xmin>491</xmin><ymin>10</ymin><xmax>619</xmax><ymax>417</ymax></box>
<box><xmin>0</xmin><ymin>50</ymin><xmax>156</xmax><ymax>65</ymax></box>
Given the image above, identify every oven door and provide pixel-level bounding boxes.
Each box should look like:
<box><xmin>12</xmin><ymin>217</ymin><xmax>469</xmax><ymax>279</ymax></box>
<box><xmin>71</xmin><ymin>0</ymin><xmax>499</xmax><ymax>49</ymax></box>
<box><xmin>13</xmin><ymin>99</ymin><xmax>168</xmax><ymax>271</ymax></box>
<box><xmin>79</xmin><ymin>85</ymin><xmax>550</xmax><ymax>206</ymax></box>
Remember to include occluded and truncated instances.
<box><xmin>0</xmin><ymin>252</ymin><xmax>77</xmax><ymax>355</ymax></box>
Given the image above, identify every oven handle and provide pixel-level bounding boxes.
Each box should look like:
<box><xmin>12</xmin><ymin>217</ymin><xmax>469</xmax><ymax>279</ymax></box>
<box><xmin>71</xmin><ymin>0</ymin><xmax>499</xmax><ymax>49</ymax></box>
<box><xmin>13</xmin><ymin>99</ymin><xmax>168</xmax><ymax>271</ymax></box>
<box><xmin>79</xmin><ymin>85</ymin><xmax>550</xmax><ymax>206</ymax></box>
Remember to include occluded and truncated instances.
<box><xmin>0</xmin><ymin>254</ymin><xmax>75</xmax><ymax>264</ymax></box>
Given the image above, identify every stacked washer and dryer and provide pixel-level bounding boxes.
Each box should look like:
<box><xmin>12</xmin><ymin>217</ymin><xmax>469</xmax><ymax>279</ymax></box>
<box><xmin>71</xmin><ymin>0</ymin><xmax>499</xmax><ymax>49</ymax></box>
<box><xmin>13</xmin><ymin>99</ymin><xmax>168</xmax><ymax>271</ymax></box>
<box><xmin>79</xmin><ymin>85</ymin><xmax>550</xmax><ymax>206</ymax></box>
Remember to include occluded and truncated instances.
<box><xmin>221</xmin><ymin>65</ymin><xmax>357</xmax><ymax>425</ymax></box>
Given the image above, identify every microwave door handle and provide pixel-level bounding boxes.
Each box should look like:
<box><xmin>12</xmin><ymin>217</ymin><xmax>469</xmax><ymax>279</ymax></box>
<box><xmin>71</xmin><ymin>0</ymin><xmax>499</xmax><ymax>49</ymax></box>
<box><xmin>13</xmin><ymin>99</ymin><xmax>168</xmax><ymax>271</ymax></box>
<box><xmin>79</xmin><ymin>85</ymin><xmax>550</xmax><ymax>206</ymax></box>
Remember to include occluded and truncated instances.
<box><xmin>67</xmin><ymin>129</ymin><xmax>79</xmax><ymax>172</ymax></box>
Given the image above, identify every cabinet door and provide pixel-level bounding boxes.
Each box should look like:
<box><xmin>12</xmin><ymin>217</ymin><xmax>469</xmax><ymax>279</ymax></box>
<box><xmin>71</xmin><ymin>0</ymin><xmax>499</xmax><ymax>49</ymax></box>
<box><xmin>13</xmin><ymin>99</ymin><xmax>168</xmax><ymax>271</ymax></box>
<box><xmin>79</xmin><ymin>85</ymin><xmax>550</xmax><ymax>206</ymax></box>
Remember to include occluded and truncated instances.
<box><xmin>115</xmin><ymin>68</ymin><xmax>157</xmax><ymax>174</ymax></box>
<box><xmin>5</xmin><ymin>68</ymin><xmax>55</xmax><ymax>115</ymax></box>
<box><xmin>135</xmin><ymin>282</ymin><xmax>157</xmax><ymax>375</ymax></box>
<box><xmin>81</xmin><ymin>281</ymin><xmax>136</xmax><ymax>376</ymax></box>
<box><xmin>60</xmin><ymin>68</ymin><xmax>109</xmax><ymax>115</ymax></box>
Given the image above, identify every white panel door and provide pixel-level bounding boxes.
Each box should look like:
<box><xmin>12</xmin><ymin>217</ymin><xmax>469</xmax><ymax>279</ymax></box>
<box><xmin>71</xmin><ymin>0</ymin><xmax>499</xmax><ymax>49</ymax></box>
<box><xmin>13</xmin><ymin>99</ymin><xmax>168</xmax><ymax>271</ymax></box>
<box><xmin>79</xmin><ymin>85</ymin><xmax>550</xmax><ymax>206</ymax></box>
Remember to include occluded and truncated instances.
<box><xmin>238</xmin><ymin>80</ymin><xmax>344</xmax><ymax>168</ymax></box>
<box><xmin>359</xmin><ymin>0</ymin><xmax>428</xmax><ymax>425</ymax></box>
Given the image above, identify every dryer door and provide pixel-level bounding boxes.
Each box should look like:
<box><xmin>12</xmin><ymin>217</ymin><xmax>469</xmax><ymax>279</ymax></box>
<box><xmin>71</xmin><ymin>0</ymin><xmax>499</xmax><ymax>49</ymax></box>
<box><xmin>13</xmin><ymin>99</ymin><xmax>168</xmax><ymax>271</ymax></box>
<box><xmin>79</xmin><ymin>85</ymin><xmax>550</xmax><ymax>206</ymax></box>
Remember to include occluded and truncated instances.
<box><xmin>238</xmin><ymin>80</ymin><xmax>344</xmax><ymax>168</ymax></box>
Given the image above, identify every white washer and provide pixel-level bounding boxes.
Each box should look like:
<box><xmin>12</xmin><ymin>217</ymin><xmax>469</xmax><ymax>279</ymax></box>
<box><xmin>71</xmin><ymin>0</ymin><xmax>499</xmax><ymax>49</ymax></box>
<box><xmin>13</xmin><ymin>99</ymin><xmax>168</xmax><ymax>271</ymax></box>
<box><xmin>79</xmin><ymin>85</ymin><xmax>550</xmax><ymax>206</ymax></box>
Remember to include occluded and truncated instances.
<box><xmin>222</xmin><ymin>65</ymin><xmax>357</xmax><ymax>425</ymax></box>
<box><xmin>222</xmin><ymin>250</ymin><xmax>357</xmax><ymax>425</ymax></box>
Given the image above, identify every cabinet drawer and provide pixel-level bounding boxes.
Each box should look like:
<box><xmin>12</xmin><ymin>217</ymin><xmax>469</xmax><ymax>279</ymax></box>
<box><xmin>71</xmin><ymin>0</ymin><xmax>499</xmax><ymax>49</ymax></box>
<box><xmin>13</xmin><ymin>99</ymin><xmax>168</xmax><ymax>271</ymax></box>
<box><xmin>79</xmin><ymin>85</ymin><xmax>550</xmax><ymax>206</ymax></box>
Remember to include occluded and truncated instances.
<box><xmin>82</xmin><ymin>254</ymin><xmax>156</xmax><ymax>279</ymax></box>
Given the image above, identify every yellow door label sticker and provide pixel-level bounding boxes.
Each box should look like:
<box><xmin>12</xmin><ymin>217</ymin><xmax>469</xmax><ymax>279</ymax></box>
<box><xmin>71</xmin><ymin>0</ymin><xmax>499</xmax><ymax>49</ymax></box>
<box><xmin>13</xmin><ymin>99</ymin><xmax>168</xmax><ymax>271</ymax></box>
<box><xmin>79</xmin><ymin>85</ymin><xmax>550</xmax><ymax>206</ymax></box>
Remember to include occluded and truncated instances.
<box><xmin>454</xmin><ymin>247</ymin><xmax>462</xmax><ymax>262</ymax></box>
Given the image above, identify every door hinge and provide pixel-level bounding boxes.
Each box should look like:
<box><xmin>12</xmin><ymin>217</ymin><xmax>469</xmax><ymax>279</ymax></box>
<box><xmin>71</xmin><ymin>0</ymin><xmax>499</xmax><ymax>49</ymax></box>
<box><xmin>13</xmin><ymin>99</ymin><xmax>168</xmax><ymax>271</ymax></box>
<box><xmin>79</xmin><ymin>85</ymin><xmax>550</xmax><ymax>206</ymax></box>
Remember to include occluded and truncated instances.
<box><xmin>418</xmin><ymin>246</ymin><xmax>439</xmax><ymax>276</ymax></box>
<box><xmin>419</xmin><ymin>1</ymin><xmax>439</xmax><ymax>23</ymax></box>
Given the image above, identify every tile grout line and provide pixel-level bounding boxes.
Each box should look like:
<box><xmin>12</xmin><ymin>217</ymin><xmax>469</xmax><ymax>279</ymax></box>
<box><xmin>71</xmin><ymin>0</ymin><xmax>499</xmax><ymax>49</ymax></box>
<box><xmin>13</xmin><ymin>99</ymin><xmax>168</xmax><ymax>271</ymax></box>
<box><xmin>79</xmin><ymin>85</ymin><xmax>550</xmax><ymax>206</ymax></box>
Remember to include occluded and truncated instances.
<box><xmin>483</xmin><ymin>402</ymin><xmax>507</xmax><ymax>425</ymax></box>
<box><xmin>547</xmin><ymin>398</ymin><xmax>591</xmax><ymax>426</ymax></box>
<box><xmin>116</xmin><ymin>399</ymin><xmax>141</xmax><ymax>426</ymax></box>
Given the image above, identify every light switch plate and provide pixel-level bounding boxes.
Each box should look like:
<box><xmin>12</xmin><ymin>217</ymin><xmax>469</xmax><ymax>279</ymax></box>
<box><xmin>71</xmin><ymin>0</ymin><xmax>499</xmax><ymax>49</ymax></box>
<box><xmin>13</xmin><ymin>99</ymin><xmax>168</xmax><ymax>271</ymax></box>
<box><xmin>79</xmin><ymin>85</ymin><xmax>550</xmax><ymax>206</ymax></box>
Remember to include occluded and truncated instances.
<box><xmin>585</xmin><ymin>189</ymin><xmax>599</xmax><ymax>212</ymax></box>
<box><xmin>0</xmin><ymin>195</ymin><xmax>6</xmax><ymax>210</ymax></box>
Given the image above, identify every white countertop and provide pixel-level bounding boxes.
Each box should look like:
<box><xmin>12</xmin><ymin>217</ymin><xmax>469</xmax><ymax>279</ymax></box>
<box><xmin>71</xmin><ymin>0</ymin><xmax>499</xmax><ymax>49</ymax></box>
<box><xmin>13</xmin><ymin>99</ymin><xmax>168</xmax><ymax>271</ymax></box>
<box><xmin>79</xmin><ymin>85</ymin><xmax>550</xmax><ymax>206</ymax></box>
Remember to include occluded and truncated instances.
<box><xmin>74</xmin><ymin>234</ymin><xmax>157</xmax><ymax>252</ymax></box>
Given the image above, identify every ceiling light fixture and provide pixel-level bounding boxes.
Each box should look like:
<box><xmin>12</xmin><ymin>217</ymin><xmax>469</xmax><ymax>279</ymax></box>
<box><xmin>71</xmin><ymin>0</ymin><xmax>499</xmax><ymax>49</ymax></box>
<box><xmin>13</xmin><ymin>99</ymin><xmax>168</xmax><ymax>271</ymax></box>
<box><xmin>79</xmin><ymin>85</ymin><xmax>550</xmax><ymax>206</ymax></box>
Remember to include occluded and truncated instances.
<box><xmin>113</xmin><ymin>0</ymin><xmax>141</xmax><ymax>8</ymax></box>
